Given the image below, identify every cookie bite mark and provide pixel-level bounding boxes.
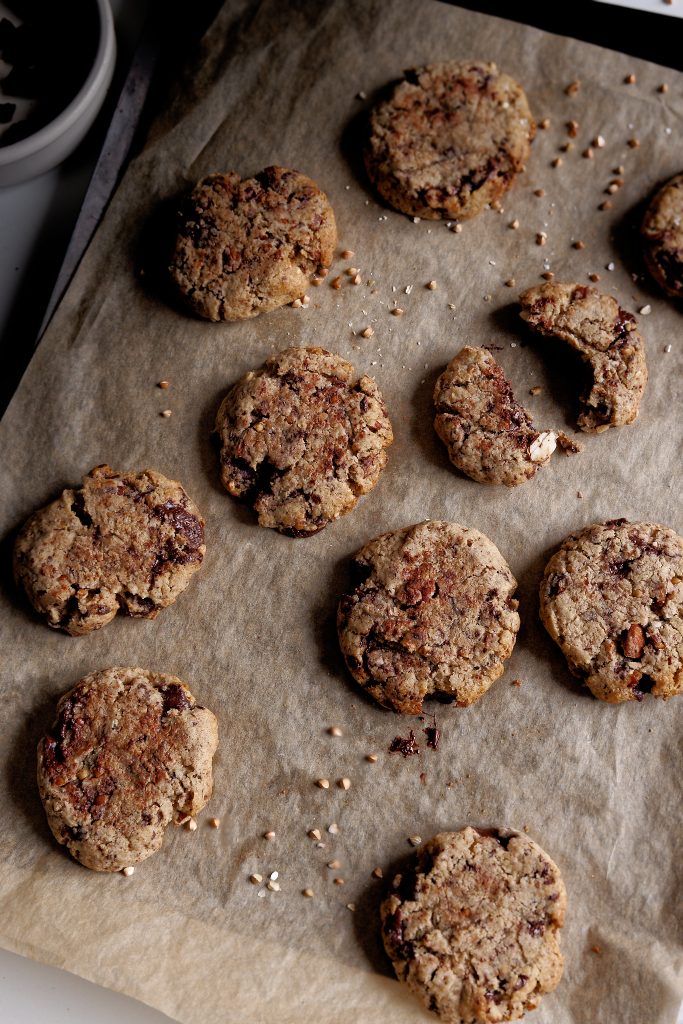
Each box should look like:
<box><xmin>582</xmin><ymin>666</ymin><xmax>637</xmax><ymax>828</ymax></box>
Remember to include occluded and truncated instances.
<box><xmin>519</xmin><ymin>282</ymin><xmax>647</xmax><ymax>432</ymax></box>
<box><xmin>433</xmin><ymin>346</ymin><xmax>561</xmax><ymax>486</ymax></box>
<box><xmin>337</xmin><ymin>521</ymin><xmax>519</xmax><ymax>714</ymax></box>
<box><xmin>169</xmin><ymin>166</ymin><xmax>337</xmax><ymax>321</ymax></box>
<box><xmin>215</xmin><ymin>347</ymin><xmax>393</xmax><ymax>536</ymax></box>
<box><xmin>365</xmin><ymin>61</ymin><xmax>535</xmax><ymax>221</ymax></box>
<box><xmin>641</xmin><ymin>172</ymin><xmax>683</xmax><ymax>299</ymax></box>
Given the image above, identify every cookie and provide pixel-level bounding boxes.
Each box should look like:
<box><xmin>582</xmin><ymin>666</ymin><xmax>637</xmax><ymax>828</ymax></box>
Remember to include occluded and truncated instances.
<box><xmin>641</xmin><ymin>172</ymin><xmax>683</xmax><ymax>299</ymax></box>
<box><xmin>540</xmin><ymin>519</ymin><xmax>683</xmax><ymax>703</ymax></box>
<box><xmin>337</xmin><ymin>521</ymin><xmax>519</xmax><ymax>714</ymax></box>
<box><xmin>381</xmin><ymin>828</ymin><xmax>566</xmax><ymax>1024</ymax></box>
<box><xmin>215</xmin><ymin>347</ymin><xmax>393</xmax><ymax>536</ymax></box>
<box><xmin>37</xmin><ymin>667</ymin><xmax>218</xmax><ymax>871</ymax></box>
<box><xmin>434</xmin><ymin>346</ymin><xmax>559</xmax><ymax>486</ymax></box>
<box><xmin>364</xmin><ymin>61</ymin><xmax>535</xmax><ymax>221</ymax></box>
<box><xmin>14</xmin><ymin>465</ymin><xmax>205</xmax><ymax>636</ymax></box>
<box><xmin>519</xmin><ymin>282</ymin><xmax>647</xmax><ymax>432</ymax></box>
<box><xmin>168</xmin><ymin>166</ymin><xmax>336</xmax><ymax>320</ymax></box>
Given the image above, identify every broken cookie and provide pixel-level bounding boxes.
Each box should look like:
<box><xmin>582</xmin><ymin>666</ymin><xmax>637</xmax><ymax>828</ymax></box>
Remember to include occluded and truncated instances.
<box><xmin>641</xmin><ymin>171</ymin><xmax>683</xmax><ymax>299</ymax></box>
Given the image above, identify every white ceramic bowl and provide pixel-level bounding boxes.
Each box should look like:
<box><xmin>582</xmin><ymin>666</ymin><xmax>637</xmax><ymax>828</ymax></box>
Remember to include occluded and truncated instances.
<box><xmin>0</xmin><ymin>0</ymin><xmax>115</xmax><ymax>187</ymax></box>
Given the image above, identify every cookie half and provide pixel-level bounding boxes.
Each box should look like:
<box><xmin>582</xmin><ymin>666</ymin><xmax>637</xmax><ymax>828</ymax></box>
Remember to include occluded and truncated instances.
<box><xmin>434</xmin><ymin>346</ymin><xmax>559</xmax><ymax>486</ymax></box>
<box><xmin>540</xmin><ymin>519</ymin><xmax>683</xmax><ymax>702</ymax></box>
<box><xmin>337</xmin><ymin>521</ymin><xmax>519</xmax><ymax>713</ymax></box>
<box><xmin>365</xmin><ymin>61</ymin><xmax>535</xmax><ymax>220</ymax></box>
<box><xmin>169</xmin><ymin>166</ymin><xmax>336</xmax><ymax>320</ymax></box>
<box><xmin>14</xmin><ymin>465</ymin><xmax>205</xmax><ymax>636</ymax></box>
<box><xmin>37</xmin><ymin>667</ymin><xmax>218</xmax><ymax>871</ymax></box>
<box><xmin>381</xmin><ymin>828</ymin><xmax>566</xmax><ymax>1024</ymax></box>
<box><xmin>215</xmin><ymin>347</ymin><xmax>393</xmax><ymax>536</ymax></box>
<box><xmin>519</xmin><ymin>282</ymin><xmax>647</xmax><ymax>432</ymax></box>
<box><xmin>641</xmin><ymin>172</ymin><xmax>683</xmax><ymax>299</ymax></box>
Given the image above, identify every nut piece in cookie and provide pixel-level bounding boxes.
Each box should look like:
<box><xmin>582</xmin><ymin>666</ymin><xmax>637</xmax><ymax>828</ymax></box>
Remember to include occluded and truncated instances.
<box><xmin>381</xmin><ymin>827</ymin><xmax>566</xmax><ymax>1024</ymax></box>
<box><xmin>14</xmin><ymin>465</ymin><xmax>205</xmax><ymax>636</ymax></box>
<box><xmin>337</xmin><ymin>521</ymin><xmax>519</xmax><ymax>714</ymax></box>
<box><xmin>365</xmin><ymin>61</ymin><xmax>535</xmax><ymax>221</ymax></box>
<box><xmin>641</xmin><ymin>172</ymin><xmax>683</xmax><ymax>299</ymax></box>
<box><xmin>519</xmin><ymin>282</ymin><xmax>647</xmax><ymax>432</ymax></box>
<box><xmin>434</xmin><ymin>346</ymin><xmax>560</xmax><ymax>486</ymax></box>
<box><xmin>540</xmin><ymin>519</ymin><xmax>683</xmax><ymax>703</ymax></box>
<box><xmin>215</xmin><ymin>347</ymin><xmax>393</xmax><ymax>537</ymax></box>
<box><xmin>169</xmin><ymin>166</ymin><xmax>337</xmax><ymax>320</ymax></box>
<box><xmin>37</xmin><ymin>667</ymin><xmax>218</xmax><ymax>871</ymax></box>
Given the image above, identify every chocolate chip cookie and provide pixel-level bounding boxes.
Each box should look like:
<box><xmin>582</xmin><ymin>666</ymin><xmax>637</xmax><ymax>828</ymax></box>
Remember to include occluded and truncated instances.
<box><xmin>14</xmin><ymin>465</ymin><xmax>205</xmax><ymax>636</ymax></box>
<box><xmin>540</xmin><ymin>519</ymin><xmax>683</xmax><ymax>702</ymax></box>
<box><xmin>434</xmin><ymin>346</ymin><xmax>559</xmax><ymax>486</ymax></box>
<box><xmin>169</xmin><ymin>166</ymin><xmax>336</xmax><ymax>320</ymax></box>
<box><xmin>519</xmin><ymin>282</ymin><xmax>647</xmax><ymax>432</ymax></box>
<box><xmin>365</xmin><ymin>61</ymin><xmax>535</xmax><ymax>220</ymax></box>
<box><xmin>641</xmin><ymin>172</ymin><xmax>683</xmax><ymax>299</ymax></box>
<box><xmin>337</xmin><ymin>521</ymin><xmax>519</xmax><ymax>714</ymax></box>
<box><xmin>37</xmin><ymin>667</ymin><xmax>218</xmax><ymax>871</ymax></box>
<box><xmin>215</xmin><ymin>347</ymin><xmax>393</xmax><ymax>536</ymax></box>
<box><xmin>381</xmin><ymin>827</ymin><xmax>566</xmax><ymax>1024</ymax></box>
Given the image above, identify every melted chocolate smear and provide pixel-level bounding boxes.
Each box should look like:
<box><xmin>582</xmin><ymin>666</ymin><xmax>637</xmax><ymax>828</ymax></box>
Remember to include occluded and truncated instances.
<box><xmin>389</xmin><ymin>730</ymin><xmax>420</xmax><ymax>757</ymax></box>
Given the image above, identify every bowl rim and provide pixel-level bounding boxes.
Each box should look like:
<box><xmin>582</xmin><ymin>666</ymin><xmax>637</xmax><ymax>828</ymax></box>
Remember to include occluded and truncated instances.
<box><xmin>0</xmin><ymin>0</ymin><xmax>115</xmax><ymax>166</ymax></box>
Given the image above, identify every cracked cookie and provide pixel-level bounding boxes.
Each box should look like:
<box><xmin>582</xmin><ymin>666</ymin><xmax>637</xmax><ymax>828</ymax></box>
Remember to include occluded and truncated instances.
<box><xmin>168</xmin><ymin>166</ymin><xmax>336</xmax><ymax>320</ymax></box>
<box><xmin>434</xmin><ymin>346</ymin><xmax>560</xmax><ymax>486</ymax></box>
<box><xmin>14</xmin><ymin>465</ymin><xmax>205</xmax><ymax>636</ymax></box>
<box><xmin>540</xmin><ymin>519</ymin><xmax>683</xmax><ymax>702</ymax></box>
<box><xmin>641</xmin><ymin>172</ymin><xmax>683</xmax><ymax>299</ymax></box>
<box><xmin>381</xmin><ymin>827</ymin><xmax>566</xmax><ymax>1024</ymax></box>
<box><xmin>519</xmin><ymin>282</ymin><xmax>647</xmax><ymax>432</ymax></box>
<box><xmin>364</xmin><ymin>61</ymin><xmax>535</xmax><ymax>221</ymax></box>
<box><xmin>215</xmin><ymin>347</ymin><xmax>393</xmax><ymax>536</ymax></box>
<box><xmin>37</xmin><ymin>667</ymin><xmax>218</xmax><ymax>871</ymax></box>
<box><xmin>337</xmin><ymin>521</ymin><xmax>519</xmax><ymax>714</ymax></box>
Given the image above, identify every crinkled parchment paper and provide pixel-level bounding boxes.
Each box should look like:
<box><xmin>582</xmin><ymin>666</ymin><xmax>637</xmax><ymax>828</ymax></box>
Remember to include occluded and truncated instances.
<box><xmin>0</xmin><ymin>2</ymin><xmax>681</xmax><ymax>1021</ymax></box>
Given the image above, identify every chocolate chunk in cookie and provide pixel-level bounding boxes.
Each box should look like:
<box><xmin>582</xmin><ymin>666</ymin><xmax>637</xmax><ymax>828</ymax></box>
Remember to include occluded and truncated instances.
<box><xmin>641</xmin><ymin>172</ymin><xmax>683</xmax><ymax>299</ymax></box>
<box><xmin>519</xmin><ymin>282</ymin><xmax>647</xmax><ymax>432</ymax></box>
<box><xmin>337</xmin><ymin>521</ymin><xmax>519</xmax><ymax>714</ymax></box>
<box><xmin>381</xmin><ymin>827</ymin><xmax>566</xmax><ymax>1024</ymax></box>
<box><xmin>540</xmin><ymin>520</ymin><xmax>683</xmax><ymax>702</ymax></box>
<box><xmin>215</xmin><ymin>347</ymin><xmax>393</xmax><ymax>536</ymax></box>
<box><xmin>434</xmin><ymin>346</ymin><xmax>560</xmax><ymax>486</ymax></box>
<box><xmin>37</xmin><ymin>667</ymin><xmax>218</xmax><ymax>871</ymax></box>
<box><xmin>169</xmin><ymin>166</ymin><xmax>336</xmax><ymax>320</ymax></box>
<box><xmin>14</xmin><ymin>465</ymin><xmax>205</xmax><ymax>635</ymax></box>
<box><xmin>365</xmin><ymin>61</ymin><xmax>535</xmax><ymax>221</ymax></box>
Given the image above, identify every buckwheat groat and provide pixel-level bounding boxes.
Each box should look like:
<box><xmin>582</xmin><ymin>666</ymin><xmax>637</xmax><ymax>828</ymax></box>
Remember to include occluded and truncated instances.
<box><xmin>216</xmin><ymin>347</ymin><xmax>393</xmax><ymax>536</ymax></box>
<box><xmin>641</xmin><ymin>172</ymin><xmax>683</xmax><ymax>299</ymax></box>
<box><xmin>381</xmin><ymin>828</ymin><xmax>566</xmax><ymax>1024</ymax></box>
<box><xmin>519</xmin><ymin>282</ymin><xmax>647</xmax><ymax>432</ymax></box>
<box><xmin>14</xmin><ymin>465</ymin><xmax>205</xmax><ymax>636</ymax></box>
<box><xmin>37</xmin><ymin>667</ymin><xmax>218</xmax><ymax>871</ymax></box>
<box><xmin>337</xmin><ymin>521</ymin><xmax>519</xmax><ymax>714</ymax></box>
<box><xmin>540</xmin><ymin>519</ymin><xmax>683</xmax><ymax>703</ymax></box>
<box><xmin>169</xmin><ymin>166</ymin><xmax>336</xmax><ymax>320</ymax></box>
<box><xmin>434</xmin><ymin>346</ymin><xmax>559</xmax><ymax>486</ymax></box>
<box><xmin>365</xmin><ymin>61</ymin><xmax>535</xmax><ymax>220</ymax></box>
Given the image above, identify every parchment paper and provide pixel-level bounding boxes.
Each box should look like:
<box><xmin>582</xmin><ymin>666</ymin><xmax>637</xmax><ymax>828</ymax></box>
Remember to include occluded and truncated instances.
<box><xmin>0</xmin><ymin>2</ymin><xmax>681</xmax><ymax>1022</ymax></box>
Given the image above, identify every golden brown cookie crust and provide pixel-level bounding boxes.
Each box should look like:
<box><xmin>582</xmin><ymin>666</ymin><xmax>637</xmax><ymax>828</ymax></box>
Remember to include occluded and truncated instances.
<box><xmin>641</xmin><ymin>172</ymin><xmax>683</xmax><ymax>299</ymax></box>
<box><xmin>37</xmin><ymin>667</ymin><xmax>218</xmax><ymax>871</ymax></box>
<box><xmin>169</xmin><ymin>166</ymin><xmax>337</xmax><ymax>321</ymax></box>
<box><xmin>365</xmin><ymin>61</ymin><xmax>535</xmax><ymax>220</ymax></box>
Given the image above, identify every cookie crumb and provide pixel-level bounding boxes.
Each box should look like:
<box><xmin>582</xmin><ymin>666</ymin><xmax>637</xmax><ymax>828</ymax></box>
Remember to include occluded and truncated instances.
<box><xmin>551</xmin><ymin>157</ymin><xmax>562</xmax><ymax>168</ymax></box>
<box><xmin>338</xmin><ymin>777</ymin><xmax>351</xmax><ymax>790</ymax></box>
<box><xmin>566</xmin><ymin>119</ymin><xmax>579</xmax><ymax>138</ymax></box>
<box><xmin>505</xmin><ymin>278</ymin><xmax>516</xmax><ymax>288</ymax></box>
<box><xmin>186</xmin><ymin>818</ymin><xmax>198</xmax><ymax>832</ymax></box>
<box><xmin>533</xmin><ymin>188</ymin><xmax>545</xmax><ymax>197</ymax></box>
<box><xmin>589</xmin><ymin>273</ymin><xmax>601</xmax><ymax>282</ymax></box>
<box><xmin>328</xmin><ymin>822</ymin><xmax>339</xmax><ymax>834</ymax></box>
<box><xmin>158</xmin><ymin>380</ymin><xmax>170</xmax><ymax>389</ymax></box>
<box><xmin>267</xmin><ymin>880</ymin><xmax>281</xmax><ymax>892</ymax></box>
<box><xmin>638</xmin><ymin>305</ymin><xmax>651</xmax><ymax>315</ymax></box>
<box><xmin>591</xmin><ymin>944</ymin><xmax>602</xmax><ymax>955</ymax></box>
<box><xmin>606</xmin><ymin>262</ymin><xmax>615</xmax><ymax>271</ymax></box>
<box><xmin>208</xmin><ymin>817</ymin><xmax>221</xmax><ymax>829</ymax></box>
<box><xmin>341</xmin><ymin>249</ymin><xmax>355</xmax><ymax>259</ymax></box>
<box><xmin>330</xmin><ymin>276</ymin><xmax>342</xmax><ymax>289</ymax></box>
<box><xmin>536</xmin><ymin>232</ymin><xmax>547</xmax><ymax>246</ymax></box>
<box><xmin>360</xmin><ymin>326</ymin><xmax>374</xmax><ymax>338</ymax></box>
<box><xmin>510</xmin><ymin>679</ymin><xmax>522</xmax><ymax>688</ymax></box>
<box><xmin>542</xmin><ymin>271</ymin><xmax>554</xmax><ymax>281</ymax></box>
<box><xmin>573</xmin><ymin>240</ymin><xmax>585</xmax><ymax>250</ymax></box>
<box><xmin>160</xmin><ymin>409</ymin><xmax>172</xmax><ymax>418</ymax></box>
<box><xmin>346</xmin><ymin>903</ymin><xmax>356</xmax><ymax>912</ymax></box>
<box><xmin>291</xmin><ymin>297</ymin><xmax>303</xmax><ymax>308</ymax></box>
<box><xmin>599</xmin><ymin>200</ymin><xmax>613</xmax><ymax>211</ymax></box>
<box><xmin>577</xmin><ymin>490</ymin><xmax>584</xmax><ymax>499</ymax></box>
<box><xmin>582</xmin><ymin>147</ymin><xmax>594</xmax><ymax>159</ymax></box>
<box><xmin>302</xmin><ymin>888</ymin><xmax>314</xmax><ymax>897</ymax></box>
<box><xmin>451</xmin><ymin>223</ymin><xmax>462</xmax><ymax>233</ymax></box>
<box><xmin>426</xmin><ymin>280</ymin><xmax>438</xmax><ymax>290</ymax></box>
<box><xmin>122</xmin><ymin>866</ymin><xmax>135</xmax><ymax>877</ymax></box>
<box><xmin>365</xmin><ymin>753</ymin><xmax>378</xmax><ymax>763</ymax></box>
<box><xmin>408</xmin><ymin>835</ymin><xmax>422</xmax><ymax>846</ymax></box>
<box><xmin>263</xmin><ymin>831</ymin><xmax>275</xmax><ymax>841</ymax></box>
<box><xmin>327</xmin><ymin>859</ymin><xmax>341</xmax><ymax>870</ymax></box>
<box><xmin>250</xmin><ymin>873</ymin><xmax>263</xmax><ymax>884</ymax></box>
<box><xmin>372</xmin><ymin>867</ymin><xmax>384</xmax><ymax>879</ymax></box>
<box><xmin>529</xmin><ymin>385</ymin><xmax>542</xmax><ymax>395</ymax></box>
<box><xmin>333</xmin><ymin>877</ymin><xmax>345</xmax><ymax>886</ymax></box>
<box><xmin>658</xmin><ymin>83</ymin><xmax>669</xmax><ymax>93</ymax></box>
<box><xmin>627</xmin><ymin>138</ymin><xmax>640</xmax><ymax>148</ymax></box>
<box><xmin>308</xmin><ymin>828</ymin><xmax>322</xmax><ymax>840</ymax></box>
<box><xmin>391</xmin><ymin>306</ymin><xmax>404</xmax><ymax>316</ymax></box>
<box><xmin>664</xmin><ymin>344</ymin><xmax>672</xmax><ymax>353</ymax></box>
<box><xmin>352</xmin><ymin>274</ymin><xmax>361</xmax><ymax>285</ymax></box>
<box><xmin>328</xmin><ymin>726</ymin><xmax>343</xmax><ymax>737</ymax></box>
<box><xmin>593</xmin><ymin>135</ymin><xmax>606</xmax><ymax>148</ymax></box>
<box><xmin>509</xmin><ymin>218</ymin><xmax>520</xmax><ymax>230</ymax></box>
<box><xmin>565</xmin><ymin>81</ymin><xmax>580</xmax><ymax>97</ymax></box>
<box><xmin>624</xmin><ymin>73</ymin><xmax>636</xmax><ymax>85</ymax></box>
<box><xmin>539</xmin><ymin>117</ymin><xmax>551</xmax><ymax>129</ymax></box>
<box><xmin>316</xmin><ymin>778</ymin><xmax>330</xmax><ymax>789</ymax></box>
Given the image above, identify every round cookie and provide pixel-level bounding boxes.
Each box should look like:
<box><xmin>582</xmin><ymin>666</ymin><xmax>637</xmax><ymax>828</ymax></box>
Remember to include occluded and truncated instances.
<box><xmin>14</xmin><ymin>465</ymin><xmax>205</xmax><ymax>636</ymax></box>
<box><xmin>169</xmin><ymin>166</ymin><xmax>337</xmax><ymax>320</ymax></box>
<box><xmin>364</xmin><ymin>61</ymin><xmax>535</xmax><ymax>221</ymax></box>
<box><xmin>540</xmin><ymin>519</ymin><xmax>683</xmax><ymax>703</ymax></box>
<box><xmin>641</xmin><ymin>172</ymin><xmax>683</xmax><ymax>299</ymax></box>
<box><xmin>215</xmin><ymin>347</ymin><xmax>393</xmax><ymax>536</ymax></box>
<box><xmin>381</xmin><ymin>828</ymin><xmax>566</xmax><ymax>1024</ymax></box>
<box><xmin>37</xmin><ymin>667</ymin><xmax>218</xmax><ymax>871</ymax></box>
<box><xmin>337</xmin><ymin>521</ymin><xmax>519</xmax><ymax>714</ymax></box>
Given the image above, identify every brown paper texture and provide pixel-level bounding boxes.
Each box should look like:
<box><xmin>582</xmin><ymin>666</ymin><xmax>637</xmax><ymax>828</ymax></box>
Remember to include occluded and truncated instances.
<box><xmin>0</xmin><ymin>2</ymin><xmax>682</xmax><ymax>1021</ymax></box>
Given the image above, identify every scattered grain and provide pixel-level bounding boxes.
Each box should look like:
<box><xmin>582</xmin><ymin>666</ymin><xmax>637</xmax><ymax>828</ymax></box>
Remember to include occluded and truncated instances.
<box><xmin>186</xmin><ymin>818</ymin><xmax>198</xmax><ymax>832</ymax></box>
<box><xmin>122</xmin><ymin>866</ymin><xmax>135</xmax><ymax>877</ymax></box>
<box><xmin>409</xmin><ymin>835</ymin><xmax>422</xmax><ymax>847</ymax></box>
<box><xmin>328</xmin><ymin>823</ymin><xmax>339</xmax><ymax>835</ymax></box>
<box><xmin>250</xmin><ymin>873</ymin><xmax>263</xmax><ymax>884</ymax></box>
<box><xmin>346</xmin><ymin>903</ymin><xmax>356</xmax><ymax>912</ymax></box>
<box><xmin>639</xmin><ymin>304</ymin><xmax>652</xmax><ymax>315</ymax></box>
<box><xmin>360</xmin><ymin>326</ymin><xmax>374</xmax><ymax>338</ymax></box>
